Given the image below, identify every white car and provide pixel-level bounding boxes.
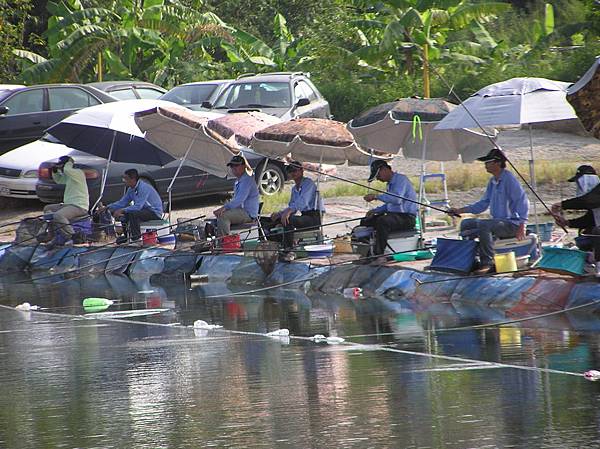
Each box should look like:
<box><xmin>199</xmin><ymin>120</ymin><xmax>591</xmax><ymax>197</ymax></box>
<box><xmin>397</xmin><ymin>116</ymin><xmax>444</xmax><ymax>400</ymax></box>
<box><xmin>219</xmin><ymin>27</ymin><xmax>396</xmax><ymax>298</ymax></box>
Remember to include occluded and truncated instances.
<box><xmin>0</xmin><ymin>135</ymin><xmax>79</xmax><ymax>199</ymax></box>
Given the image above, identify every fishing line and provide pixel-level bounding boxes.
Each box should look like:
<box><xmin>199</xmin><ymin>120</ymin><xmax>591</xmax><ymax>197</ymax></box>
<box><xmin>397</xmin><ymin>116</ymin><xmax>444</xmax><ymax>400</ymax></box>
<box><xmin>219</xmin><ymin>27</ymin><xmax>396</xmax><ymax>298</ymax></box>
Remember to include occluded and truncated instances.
<box><xmin>195</xmin><ymin>247</ymin><xmax>436</xmax><ymax>299</ymax></box>
<box><xmin>1</xmin><ymin>304</ymin><xmax>585</xmax><ymax>379</ymax></box>
<box><xmin>415</xmin><ymin>42</ymin><xmax>566</xmax><ymax>231</ymax></box>
<box><xmin>342</xmin><ymin>298</ymin><xmax>600</xmax><ymax>339</ymax></box>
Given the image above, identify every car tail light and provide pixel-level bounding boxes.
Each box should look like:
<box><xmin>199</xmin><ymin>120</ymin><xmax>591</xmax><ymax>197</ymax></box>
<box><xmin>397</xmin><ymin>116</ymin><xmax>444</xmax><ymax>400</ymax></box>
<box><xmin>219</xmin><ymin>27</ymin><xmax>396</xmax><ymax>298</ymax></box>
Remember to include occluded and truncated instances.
<box><xmin>83</xmin><ymin>169</ymin><xmax>99</xmax><ymax>180</ymax></box>
<box><xmin>38</xmin><ymin>167</ymin><xmax>51</xmax><ymax>179</ymax></box>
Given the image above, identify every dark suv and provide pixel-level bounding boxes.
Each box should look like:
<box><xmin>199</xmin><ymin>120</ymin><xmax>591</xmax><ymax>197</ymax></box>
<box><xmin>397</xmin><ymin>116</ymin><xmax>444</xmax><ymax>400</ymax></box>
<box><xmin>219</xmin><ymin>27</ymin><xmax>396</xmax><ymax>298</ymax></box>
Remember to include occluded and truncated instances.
<box><xmin>207</xmin><ymin>72</ymin><xmax>331</xmax><ymax>120</ymax></box>
<box><xmin>0</xmin><ymin>84</ymin><xmax>117</xmax><ymax>154</ymax></box>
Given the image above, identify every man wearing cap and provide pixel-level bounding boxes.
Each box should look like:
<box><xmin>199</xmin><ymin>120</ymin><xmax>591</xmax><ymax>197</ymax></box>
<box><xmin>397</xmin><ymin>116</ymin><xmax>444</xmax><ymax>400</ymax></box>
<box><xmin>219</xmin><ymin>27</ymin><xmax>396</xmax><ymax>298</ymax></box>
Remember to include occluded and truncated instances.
<box><xmin>552</xmin><ymin>165</ymin><xmax>600</xmax><ymax>272</ymax></box>
<box><xmin>361</xmin><ymin>160</ymin><xmax>418</xmax><ymax>256</ymax></box>
<box><xmin>100</xmin><ymin>168</ymin><xmax>163</xmax><ymax>244</ymax></box>
<box><xmin>448</xmin><ymin>148</ymin><xmax>529</xmax><ymax>273</ymax></box>
<box><xmin>266</xmin><ymin>161</ymin><xmax>324</xmax><ymax>261</ymax></box>
<box><xmin>213</xmin><ymin>155</ymin><xmax>259</xmax><ymax>236</ymax></box>
<box><xmin>38</xmin><ymin>155</ymin><xmax>89</xmax><ymax>248</ymax></box>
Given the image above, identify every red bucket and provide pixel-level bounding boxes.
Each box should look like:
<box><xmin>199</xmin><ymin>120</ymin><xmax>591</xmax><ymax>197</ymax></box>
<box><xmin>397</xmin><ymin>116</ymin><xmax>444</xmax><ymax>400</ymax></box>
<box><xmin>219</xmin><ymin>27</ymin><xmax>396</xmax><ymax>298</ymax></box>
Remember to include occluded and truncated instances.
<box><xmin>221</xmin><ymin>234</ymin><xmax>241</xmax><ymax>253</ymax></box>
<box><xmin>142</xmin><ymin>230</ymin><xmax>158</xmax><ymax>246</ymax></box>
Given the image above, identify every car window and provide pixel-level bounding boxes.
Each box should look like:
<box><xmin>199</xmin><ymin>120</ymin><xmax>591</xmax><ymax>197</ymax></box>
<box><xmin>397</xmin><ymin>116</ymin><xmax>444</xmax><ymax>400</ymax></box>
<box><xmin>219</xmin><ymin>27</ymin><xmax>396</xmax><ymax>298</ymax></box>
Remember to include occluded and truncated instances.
<box><xmin>214</xmin><ymin>82</ymin><xmax>290</xmax><ymax>109</ymax></box>
<box><xmin>161</xmin><ymin>84</ymin><xmax>217</xmax><ymax>108</ymax></box>
<box><xmin>107</xmin><ymin>88</ymin><xmax>137</xmax><ymax>100</ymax></box>
<box><xmin>297</xmin><ymin>80</ymin><xmax>318</xmax><ymax>101</ymax></box>
<box><xmin>3</xmin><ymin>89</ymin><xmax>45</xmax><ymax>115</ymax></box>
<box><xmin>136</xmin><ymin>87</ymin><xmax>164</xmax><ymax>99</ymax></box>
<box><xmin>48</xmin><ymin>87</ymin><xmax>101</xmax><ymax>110</ymax></box>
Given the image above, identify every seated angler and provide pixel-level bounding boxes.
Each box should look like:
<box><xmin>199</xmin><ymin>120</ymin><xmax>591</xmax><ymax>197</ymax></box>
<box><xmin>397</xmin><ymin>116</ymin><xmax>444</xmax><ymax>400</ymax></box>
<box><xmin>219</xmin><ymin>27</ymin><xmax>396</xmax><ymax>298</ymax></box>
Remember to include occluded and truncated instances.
<box><xmin>213</xmin><ymin>155</ymin><xmax>259</xmax><ymax>236</ymax></box>
<box><xmin>39</xmin><ymin>155</ymin><xmax>89</xmax><ymax>248</ymax></box>
<box><xmin>267</xmin><ymin>161</ymin><xmax>324</xmax><ymax>261</ymax></box>
<box><xmin>448</xmin><ymin>148</ymin><xmax>529</xmax><ymax>273</ymax></box>
<box><xmin>361</xmin><ymin>160</ymin><xmax>418</xmax><ymax>258</ymax></box>
<box><xmin>100</xmin><ymin>169</ymin><xmax>163</xmax><ymax>244</ymax></box>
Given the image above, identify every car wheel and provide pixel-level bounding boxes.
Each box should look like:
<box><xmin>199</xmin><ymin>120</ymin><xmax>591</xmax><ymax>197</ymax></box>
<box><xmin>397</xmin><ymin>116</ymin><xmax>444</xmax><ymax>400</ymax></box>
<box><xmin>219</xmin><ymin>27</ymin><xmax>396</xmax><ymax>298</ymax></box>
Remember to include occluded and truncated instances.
<box><xmin>258</xmin><ymin>163</ymin><xmax>284</xmax><ymax>195</ymax></box>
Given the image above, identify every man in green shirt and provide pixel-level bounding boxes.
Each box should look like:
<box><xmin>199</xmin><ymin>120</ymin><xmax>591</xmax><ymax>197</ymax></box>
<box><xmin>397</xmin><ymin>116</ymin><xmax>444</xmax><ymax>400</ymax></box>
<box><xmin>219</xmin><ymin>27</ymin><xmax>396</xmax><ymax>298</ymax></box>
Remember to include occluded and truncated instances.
<box><xmin>41</xmin><ymin>155</ymin><xmax>89</xmax><ymax>247</ymax></box>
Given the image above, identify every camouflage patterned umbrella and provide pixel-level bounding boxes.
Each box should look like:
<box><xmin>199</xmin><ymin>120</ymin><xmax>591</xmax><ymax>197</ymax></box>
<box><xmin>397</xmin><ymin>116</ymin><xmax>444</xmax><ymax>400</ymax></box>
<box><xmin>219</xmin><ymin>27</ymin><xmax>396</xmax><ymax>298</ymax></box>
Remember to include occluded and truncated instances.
<box><xmin>348</xmin><ymin>98</ymin><xmax>496</xmax><ymax>162</ymax></box>
<box><xmin>250</xmin><ymin>118</ymin><xmax>390</xmax><ymax>165</ymax></box>
<box><xmin>207</xmin><ymin>111</ymin><xmax>281</xmax><ymax>147</ymax></box>
<box><xmin>567</xmin><ymin>57</ymin><xmax>600</xmax><ymax>138</ymax></box>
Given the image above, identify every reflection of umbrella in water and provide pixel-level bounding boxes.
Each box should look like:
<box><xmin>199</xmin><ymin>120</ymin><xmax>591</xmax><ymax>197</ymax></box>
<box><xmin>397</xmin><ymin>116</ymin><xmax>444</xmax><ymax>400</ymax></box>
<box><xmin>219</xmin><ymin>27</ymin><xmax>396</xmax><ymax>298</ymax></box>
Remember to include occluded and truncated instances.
<box><xmin>348</xmin><ymin>98</ymin><xmax>496</xmax><ymax>162</ymax></box>
<box><xmin>250</xmin><ymin>118</ymin><xmax>391</xmax><ymax>165</ymax></box>
<box><xmin>567</xmin><ymin>56</ymin><xmax>600</xmax><ymax>138</ymax></box>
<box><xmin>435</xmin><ymin>78</ymin><xmax>577</xmax><ymax>228</ymax></box>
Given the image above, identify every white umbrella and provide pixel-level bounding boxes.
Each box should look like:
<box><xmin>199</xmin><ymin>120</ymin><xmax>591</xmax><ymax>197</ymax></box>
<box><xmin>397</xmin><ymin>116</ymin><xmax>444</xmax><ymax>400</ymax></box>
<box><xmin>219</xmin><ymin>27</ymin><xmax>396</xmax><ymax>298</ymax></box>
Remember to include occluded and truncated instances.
<box><xmin>435</xmin><ymin>77</ymin><xmax>577</xmax><ymax>230</ymax></box>
<box><xmin>435</xmin><ymin>78</ymin><xmax>576</xmax><ymax>129</ymax></box>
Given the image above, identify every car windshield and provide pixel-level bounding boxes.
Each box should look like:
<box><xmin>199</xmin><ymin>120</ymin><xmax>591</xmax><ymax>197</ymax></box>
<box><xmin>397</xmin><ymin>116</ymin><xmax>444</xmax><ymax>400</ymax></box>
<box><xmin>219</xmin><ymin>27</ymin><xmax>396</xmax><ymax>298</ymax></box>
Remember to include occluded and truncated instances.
<box><xmin>161</xmin><ymin>84</ymin><xmax>218</xmax><ymax>110</ymax></box>
<box><xmin>214</xmin><ymin>82</ymin><xmax>291</xmax><ymax>109</ymax></box>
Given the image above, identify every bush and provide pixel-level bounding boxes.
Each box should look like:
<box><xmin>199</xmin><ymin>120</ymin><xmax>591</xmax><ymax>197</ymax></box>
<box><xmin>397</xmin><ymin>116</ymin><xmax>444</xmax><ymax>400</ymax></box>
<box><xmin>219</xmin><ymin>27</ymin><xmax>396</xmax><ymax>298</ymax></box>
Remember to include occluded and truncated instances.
<box><xmin>316</xmin><ymin>76</ymin><xmax>421</xmax><ymax>122</ymax></box>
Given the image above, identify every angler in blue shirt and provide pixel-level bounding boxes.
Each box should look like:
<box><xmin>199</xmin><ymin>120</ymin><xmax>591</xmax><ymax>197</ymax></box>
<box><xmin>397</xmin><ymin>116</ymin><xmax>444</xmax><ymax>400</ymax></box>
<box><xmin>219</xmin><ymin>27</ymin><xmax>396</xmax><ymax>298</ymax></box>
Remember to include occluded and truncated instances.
<box><xmin>265</xmin><ymin>161</ymin><xmax>324</xmax><ymax>261</ymax></box>
<box><xmin>361</xmin><ymin>160</ymin><xmax>417</xmax><ymax>256</ymax></box>
<box><xmin>213</xmin><ymin>155</ymin><xmax>259</xmax><ymax>236</ymax></box>
<box><xmin>102</xmin><ymin>168</ymin><xmax>163</xmax><ymax>244</ymax></box>
<box><xmin>449</xmin><ymin>148</ymin><xmax>529</xmax><ymax>272</ymax></box>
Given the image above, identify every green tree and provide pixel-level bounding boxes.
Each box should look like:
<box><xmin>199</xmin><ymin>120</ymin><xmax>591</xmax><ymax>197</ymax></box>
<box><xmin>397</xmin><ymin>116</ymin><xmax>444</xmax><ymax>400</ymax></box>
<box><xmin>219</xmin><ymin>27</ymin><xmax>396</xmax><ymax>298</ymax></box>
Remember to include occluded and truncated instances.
<box><xmin>14</xmin><ymin>0</ymin><xmax>231</xmax><ymax>86</ymax></box>
<box><xmin>350</xmin><ymin>0</ymin><xmax>511</xmax><ymax>97</ymax></box>
<box><xmin>0</xmin><ymin>0</ymin><xmax>33</xmax><ymax>82</ymax></box>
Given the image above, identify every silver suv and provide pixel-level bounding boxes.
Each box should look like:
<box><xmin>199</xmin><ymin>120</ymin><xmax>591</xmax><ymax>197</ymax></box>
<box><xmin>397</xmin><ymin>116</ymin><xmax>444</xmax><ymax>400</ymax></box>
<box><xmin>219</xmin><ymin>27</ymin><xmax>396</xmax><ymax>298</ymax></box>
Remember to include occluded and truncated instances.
<box><xmin>208</xmin><ymin>72</ymin><xmax>331</xmax><ymax>120</ymax></box>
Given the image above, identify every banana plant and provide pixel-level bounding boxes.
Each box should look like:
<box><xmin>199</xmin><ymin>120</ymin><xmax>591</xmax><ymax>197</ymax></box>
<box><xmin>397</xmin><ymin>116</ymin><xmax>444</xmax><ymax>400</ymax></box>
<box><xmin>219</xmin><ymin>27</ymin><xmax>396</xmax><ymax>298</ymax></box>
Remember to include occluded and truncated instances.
<box><xmin>351</xmin><ymin>0</ymin><xmax>511</xmax><ymax>96</ymax></box>
<box><xmin>14</xmin><ymin>0</ymin><xmax>231</xmax><ymax>86</ymax></box>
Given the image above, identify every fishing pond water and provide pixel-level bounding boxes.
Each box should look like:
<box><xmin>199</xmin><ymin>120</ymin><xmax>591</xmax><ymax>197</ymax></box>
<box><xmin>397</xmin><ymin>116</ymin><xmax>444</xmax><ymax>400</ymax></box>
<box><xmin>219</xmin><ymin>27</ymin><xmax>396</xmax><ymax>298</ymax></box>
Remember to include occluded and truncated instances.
<box><xmin>1</xmin><ymin>274</ymin><xmax>600</xmax><ymax>448</ymax></box>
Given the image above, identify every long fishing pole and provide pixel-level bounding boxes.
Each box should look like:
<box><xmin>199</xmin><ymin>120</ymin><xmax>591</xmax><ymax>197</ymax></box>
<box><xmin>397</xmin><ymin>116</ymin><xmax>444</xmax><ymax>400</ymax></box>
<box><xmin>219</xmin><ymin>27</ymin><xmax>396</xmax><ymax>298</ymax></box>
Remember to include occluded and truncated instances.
<box><xmin>415</xmin><ymin>267</ymin><xmax>538</xmax><ymax>286</ymax></box>
<box><xmin>416</xmin><ymin>43</ymin><xmax>567</xmax><ymax>232</ymax></box>
<box><xmin>196</xmin><ymin>247</ymin><xmax>436</xmax><ymax>299</ymax></box>
<box><xmin>31</xmin><ymin>216</ymin><xmax>367</xmax><ymax>283</ymax></box>
<box><xmin>0</xmin><ymin>214</ymin><xmax>43</xmax><ymax>232</ymax></box>
<box><xmin>259</xmin><ymin>154</ymin><xmax>459</xmax><ymax>217</ymax></box>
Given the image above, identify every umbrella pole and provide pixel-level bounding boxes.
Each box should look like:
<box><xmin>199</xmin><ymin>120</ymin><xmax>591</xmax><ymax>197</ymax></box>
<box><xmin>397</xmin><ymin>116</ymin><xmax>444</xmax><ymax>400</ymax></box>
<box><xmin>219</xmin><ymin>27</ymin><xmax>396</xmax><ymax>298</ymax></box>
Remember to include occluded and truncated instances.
<box><xmin>316</xmin><ymin>149</ymin><xmax>324</xmax><ymax>238</ymax></box>
<box><xmin>92</xmin><ymin>130</ymin><xmax>116</xmax><ymax>211</ymax></box>
<box><xmin>528</xmin><ymin>124</ymin><xmax>541</xmax><ymax>241</ymax></box>
<box><xmin>418</xmin><ymin>134</ymin><xmax>427</xmax><ymax>242</ymax></box>
<box><xmin>166</xmin><ymin>136</ymin><xmax>195</xmax><ymax>224</ymax></box>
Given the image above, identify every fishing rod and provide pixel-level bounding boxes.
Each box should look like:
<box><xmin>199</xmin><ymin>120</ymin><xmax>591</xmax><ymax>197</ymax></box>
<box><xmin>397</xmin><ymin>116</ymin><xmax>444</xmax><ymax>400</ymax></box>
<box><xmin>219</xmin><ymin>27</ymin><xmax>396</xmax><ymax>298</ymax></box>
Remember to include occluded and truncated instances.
<box><xmin>60</xmin><ymin>214</ymin><xmax>207</xmax><ymax>258</ymax></box>
<box><xmin>0</xmin><ymin>214</ymin><xmax>44</xmax><ymax>232</ymax></box>
<box><xmin>195</xmin><ymin>246</ymin><xmax>434</xmax><ymax>299</ymax></box>
<box><xmin>414</xmin><ymin>267</ymin><xmax>538</xmax><ymax>286</ymax></box>
<box><xmin>44</xmin><ymin>218</ymin><xmax>362</xmax><ymax>284</ymax></box>
<box><xmin>415</xmin><ymin>43</ymin><xmax>567</xmax><ymax>232</ymax></box>
<box><xmin>257</xmin><ymin>154</ymin><xmax>459</xmax><ymax>217</ymax></box>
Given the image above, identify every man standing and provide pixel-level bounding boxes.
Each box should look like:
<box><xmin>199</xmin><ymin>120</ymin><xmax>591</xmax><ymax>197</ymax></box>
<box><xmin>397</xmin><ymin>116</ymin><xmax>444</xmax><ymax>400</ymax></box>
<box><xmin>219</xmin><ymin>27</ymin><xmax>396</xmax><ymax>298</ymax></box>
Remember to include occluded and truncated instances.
<box><xmin>41</xmin><ymin>155</ymin><xmax>89</xmax><ymax>248</ymax></box>
<box><xmin>448</xmin><ymin>148</ymin><xmax>529</xmax><ymax>273</ymax></box>
<box><xmin>102</xmin><ymin>169</ymin><xmax>163</xmax><ymax>244</ymax></box>
<box><xmin>213</xmin><ymin>155</ymin><xmax>259</xmax><ymax>236</ymax></box>
<box><xmin>361</xmin><ymin>160</ymin><xmax>418</xmax><ymax>256</ymax></box>
<box><xmin>267</xmin><ymin>161</ymin><xmax>324</xmax><ymax>261</ymax></box>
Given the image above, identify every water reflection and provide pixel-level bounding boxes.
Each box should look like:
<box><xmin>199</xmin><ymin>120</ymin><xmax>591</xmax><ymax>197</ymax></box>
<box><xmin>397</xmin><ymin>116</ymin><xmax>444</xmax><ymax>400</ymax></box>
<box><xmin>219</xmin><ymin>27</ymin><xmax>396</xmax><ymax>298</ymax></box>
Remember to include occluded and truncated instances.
<box><xmin>1</xmin><ymin>275</ymin><xmax>600</xmax><ymax>448</ymax></box>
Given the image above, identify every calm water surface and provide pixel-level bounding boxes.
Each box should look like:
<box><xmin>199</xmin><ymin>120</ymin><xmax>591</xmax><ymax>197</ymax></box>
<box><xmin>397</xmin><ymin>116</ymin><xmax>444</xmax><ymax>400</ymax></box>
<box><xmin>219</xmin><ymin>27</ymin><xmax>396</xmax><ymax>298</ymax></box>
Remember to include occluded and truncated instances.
<box><xmin>1</xmin><ymin>274</ymin><xmax>600</xmax><ymax>448</ymax></box>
